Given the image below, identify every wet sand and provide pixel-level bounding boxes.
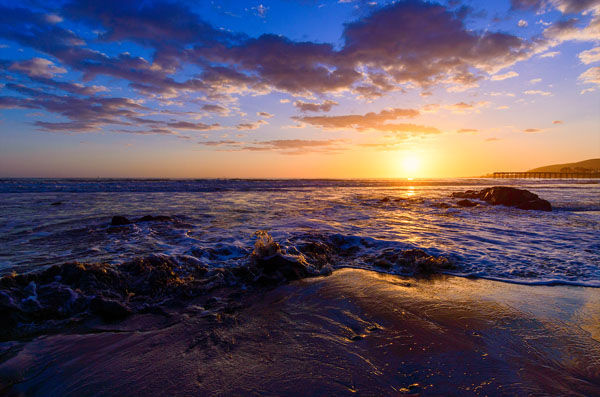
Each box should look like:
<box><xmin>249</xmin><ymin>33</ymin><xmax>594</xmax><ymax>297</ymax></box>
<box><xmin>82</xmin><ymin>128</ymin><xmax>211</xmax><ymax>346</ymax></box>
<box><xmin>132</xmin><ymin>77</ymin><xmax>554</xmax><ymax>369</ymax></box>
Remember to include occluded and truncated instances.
<box><xmin>1</xmin><ymin>268</ymin><xmax>599</xmax><ymax>396</ymax></box>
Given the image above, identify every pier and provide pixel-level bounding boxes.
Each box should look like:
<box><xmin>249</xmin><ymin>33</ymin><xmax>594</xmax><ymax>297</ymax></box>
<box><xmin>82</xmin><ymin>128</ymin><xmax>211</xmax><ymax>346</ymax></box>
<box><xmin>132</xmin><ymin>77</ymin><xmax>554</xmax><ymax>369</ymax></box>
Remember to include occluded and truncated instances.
<box><xmin>493</xmin><ymin>172</ymin><xmax>600</xmax><ymax>179</ymax></box>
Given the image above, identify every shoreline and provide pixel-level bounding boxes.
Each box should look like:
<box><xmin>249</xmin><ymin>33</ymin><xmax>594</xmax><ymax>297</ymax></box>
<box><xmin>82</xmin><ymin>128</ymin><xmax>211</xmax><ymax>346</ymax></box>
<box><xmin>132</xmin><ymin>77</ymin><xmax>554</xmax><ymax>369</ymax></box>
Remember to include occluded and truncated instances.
<box><xmin>1</xmin><ymin>268</ymin><xmax>599</xmax><ymax>395</ymax></box>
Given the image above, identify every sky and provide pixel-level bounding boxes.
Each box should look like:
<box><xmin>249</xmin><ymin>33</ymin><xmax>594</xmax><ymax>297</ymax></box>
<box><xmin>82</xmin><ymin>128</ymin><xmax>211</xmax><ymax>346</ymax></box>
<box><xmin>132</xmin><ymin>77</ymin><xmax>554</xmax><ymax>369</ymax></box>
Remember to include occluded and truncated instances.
<box><xmin>0</xmin><ymin>0</ymin><xmax>599</xmax><ymax>178</ymax></box>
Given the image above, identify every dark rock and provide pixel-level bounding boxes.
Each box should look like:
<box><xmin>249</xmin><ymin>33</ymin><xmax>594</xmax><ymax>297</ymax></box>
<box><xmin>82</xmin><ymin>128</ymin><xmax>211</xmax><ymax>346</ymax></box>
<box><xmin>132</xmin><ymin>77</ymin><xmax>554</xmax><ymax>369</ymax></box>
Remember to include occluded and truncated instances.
<box><xmin>451</xmin><ymin>190</ymin><xmax>479</xmax><ymax>199</ymax></box>
<box><xmin>138</xmin><ymin>215</ymin><xmax>172</xmax><ymax>222</ymax></box>
<box><xmin>51</xmin><ymin>201</ymin><xmax>63</xmax><ymax>206</ymax></box>
<box><xmin>451</xmin><ymin>186</ymin><xmax>552</xmax><ymax>211</ymax></box>
<box><xmin>379</xmin><ymin>197</ymin><xmax>391</xmax><ymax>203</ymax></box>
<box><xmin>516</xmin><ymin>200</ymin><xmax>552</xmax><ymax>211</ymax></box>
<box><xmin>89</xmin><ymin>297</ymin><xmax>131</xmax><ymax>321</ymax></box>
<box><xmin>110</xmin><ymin>216</ymin><xmax>131</xmax><ymax>226</ymax></box>
<box><xmin>254</xmin><ymin>254</ymin><xmax>309</xmax><ymax>282</ymax></box>
<box><xmin>433</xmin><ymin>202</ymin><xmax>452</xmax><ymax>209</ymax></box>
<box><xmin>456</xmin><ymin>199</ymin><xmax>478</xmax><ymax>207</ymax></box>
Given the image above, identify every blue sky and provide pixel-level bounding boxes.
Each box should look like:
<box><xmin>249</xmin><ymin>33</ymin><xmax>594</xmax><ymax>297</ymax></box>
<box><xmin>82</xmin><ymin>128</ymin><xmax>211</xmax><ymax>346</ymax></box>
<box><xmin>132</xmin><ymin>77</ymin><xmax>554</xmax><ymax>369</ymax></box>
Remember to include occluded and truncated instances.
<box><xmin>0</xmin><ymin>0</ymin><xmax>598</xmax><ymax>177</ymax></box>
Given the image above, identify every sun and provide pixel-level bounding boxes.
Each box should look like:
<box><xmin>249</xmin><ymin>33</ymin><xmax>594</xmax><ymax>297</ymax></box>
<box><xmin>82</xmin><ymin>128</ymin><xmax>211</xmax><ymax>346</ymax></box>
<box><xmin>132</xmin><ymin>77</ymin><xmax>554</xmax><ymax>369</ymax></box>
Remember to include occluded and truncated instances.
<box><xmin>402</xmin><ymin>154</ymin><xmax>420</xmax><ymax>178</ymax></box>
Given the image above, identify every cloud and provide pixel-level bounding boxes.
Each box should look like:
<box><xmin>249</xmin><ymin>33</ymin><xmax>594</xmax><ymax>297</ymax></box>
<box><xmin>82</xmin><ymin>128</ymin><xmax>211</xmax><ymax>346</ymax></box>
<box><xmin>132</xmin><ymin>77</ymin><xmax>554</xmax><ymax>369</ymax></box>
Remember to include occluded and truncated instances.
<box><xmin>579</xmin><ymin>46</ymin><xmax>600</xmax><ymax>64</ymax></box>
<box><xmin>201</xmin><ymin>104</ymin><xmax>229</xmax><ymax>114</ymax></box>
<box><xmin>428</xmin><ymin>101</ymin><xmax>491</xmax><ymax>113</ymax></box>
<box><xmin>257</xmin><ymin>111</ymin><xmax>273</xmax><ymax>118</ymax></box>
<box><xmin>579</xmin><ymin>66</ymin><xmax>600</xmax><ymax>85</ymax></box>
<box><xmin>293</xmin><ymin>107</ymin><xmax>420</xmax><ymax>130</ymax></box>
<box><xmin>511</xmin><ymin>0</ymin><xmax>599</xmax><ymax>14</ymax></box>
<box><xmin>251</xmin><ymin>4</ymin><xmax>269</xmax><ymax>18</ymax></box>
<box><xmin>539</xmin><ymin>51</ymin><xmax>560</xmax><ymax>58</ymax></box>
<box><xmin>524</xmin><ymin>89</ymin><xmax>552</xmax><ymax>95</ymax></box>
<box><xmin>45</xmin><ymin>14</ymin><xmax>63</xmax><ymax>24</ymax></box>
<box><xmin>491</xmin><ymin>71</ymin><xmax>519</xmax><ymax>81</ymax></box>
<box><xmin>293</xmin><ymin>100</ymin><xmax>339</xmax><ymax>112</ymax></box>
<box><xmin>530</xmin><ymin>78</ymin><xmax>542</xmax><ymax>83</ymax></box>
<box><xmin>485</xmin><ymin>137</ymin><xmax>500</xmax><ymax>142</ymax></box>
<box><xmin>236</xmin><ymin>120</ymin><xmax>268</xmax><ymax>130</ymax></box>
<box><xmin>490</xmin><ymin>91</ymin><xmax>516</xmax><ymax>96</ymax></box>
<box><xmin>294</xmin><ymin>108</ymin><xmax>440</xmax><ymax>137</ymax></box>
<box><xmin>9</xmin><ymin>58</ymin><xmax>67</xmax><ymax>78</ymax></box>
<box><xmin>0</xmin><ymin>0</ymin><xmax>595</xmax><ymax>138</ymax></box>
<box><xmin>199</xmin><ymin>139</ymin><xmax>345</xmax><ymax>154</ymax></box>
<box><xmin>458</xmin><ymin>128</ymin><xmax>478</xmax><ymax>133</ymax></box>
<box><xmin>518</xmin><ymin>19</ymin><xmax>528</xmax><ymax>27</ymax></box>
<box><xmin>553</xmin><ymin>120</ymin><xmax>563</xmax><ymax>124</ymax></box>
<box><xmin>0</xmin><ymin>0</ymin><xmax>531</xmax><ymax>103</ymax></box>
<box><xmin>524</xmin><ymin>128</ymin><xmax>542</xmax><ymax>133</ymax></box>
<box><xmin>167</xmin><ymin>121</ymin><xmax>221</xmax><ymax>130</ymax></box>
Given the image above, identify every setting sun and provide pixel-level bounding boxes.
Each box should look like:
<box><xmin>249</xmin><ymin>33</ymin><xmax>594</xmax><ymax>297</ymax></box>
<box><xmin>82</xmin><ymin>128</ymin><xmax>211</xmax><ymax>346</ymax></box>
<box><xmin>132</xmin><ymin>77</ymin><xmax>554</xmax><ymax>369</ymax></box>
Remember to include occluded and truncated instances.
<box><xmin>402</xmin><ymin>154</ymin><xmax>421</xmax><ymax>177</ymax></box>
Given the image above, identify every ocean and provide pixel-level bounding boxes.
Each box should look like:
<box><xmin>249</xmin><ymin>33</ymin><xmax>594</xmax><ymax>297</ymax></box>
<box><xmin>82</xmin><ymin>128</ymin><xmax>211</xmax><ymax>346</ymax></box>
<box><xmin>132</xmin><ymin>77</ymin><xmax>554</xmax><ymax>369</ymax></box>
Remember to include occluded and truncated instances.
<box><xmin>1</xmin><ymin>178</ymin><xmax>598</xmax><ymax>286</ymax></box>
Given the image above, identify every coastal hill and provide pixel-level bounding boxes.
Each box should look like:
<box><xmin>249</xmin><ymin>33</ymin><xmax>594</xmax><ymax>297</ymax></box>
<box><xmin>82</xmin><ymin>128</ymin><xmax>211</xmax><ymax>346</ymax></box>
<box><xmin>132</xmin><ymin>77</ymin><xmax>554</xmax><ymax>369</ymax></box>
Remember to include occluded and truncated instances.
<box><xmin>528</xmin><ymin>158</ymin><xmax>600</xmax><ymax>173</ymax></box>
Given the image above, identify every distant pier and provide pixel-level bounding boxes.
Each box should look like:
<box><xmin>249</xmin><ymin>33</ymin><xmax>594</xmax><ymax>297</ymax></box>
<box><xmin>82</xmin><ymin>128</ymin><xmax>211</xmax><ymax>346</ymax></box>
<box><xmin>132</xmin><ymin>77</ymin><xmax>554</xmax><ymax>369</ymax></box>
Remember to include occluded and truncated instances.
<box><xmin>493</xmin><ymin>172</ymin><xmax>600</xmax><ymax>179</ymax></box>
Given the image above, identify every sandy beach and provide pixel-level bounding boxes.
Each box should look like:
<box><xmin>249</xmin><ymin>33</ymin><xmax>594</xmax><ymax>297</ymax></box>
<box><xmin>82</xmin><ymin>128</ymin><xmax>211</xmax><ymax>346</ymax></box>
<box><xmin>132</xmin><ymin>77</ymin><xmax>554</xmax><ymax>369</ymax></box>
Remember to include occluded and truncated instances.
<box><xmin>1</xmin><ymin>268</ymin><xmax>598</xmax><ymax>396</ymax></box>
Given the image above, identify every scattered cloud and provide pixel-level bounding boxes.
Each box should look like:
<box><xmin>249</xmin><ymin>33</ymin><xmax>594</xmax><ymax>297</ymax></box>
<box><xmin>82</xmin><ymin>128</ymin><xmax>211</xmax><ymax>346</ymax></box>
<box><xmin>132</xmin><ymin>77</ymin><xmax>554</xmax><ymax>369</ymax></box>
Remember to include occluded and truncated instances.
<box><xmin>251</xmin><ymin>4</ymin><xmax>269</xmax><ymax>18</ymax></box>
<box><xmin>485</xmin><ymin>137</ymin><xmax>500</xmax><ymax>142</ymax></box>
<box><xmin>45</xmin><ymin>14</ymin><xmax>63</xmax><ymax>24</ymax></box>
<box><xmin>294</xmin><ymin>107</ymin><xmax>439</xmax><ymax>135</ymax></box>
<box><xmin>293</xmin><ymin>100</ymin><xmax>339</xmax><ymax>112</ymax></box>
<box><xmin>236</xmin><ymin>120</ymin><xmax>268</xmax><ymax>130</ymax></box>
<box><xmin>529</xmin><ymin>78</ymin><xmax>542</xmax><ymax>84</ymax></box>
<box><xmin>199</xmin><ymin>139</ymin><xmax>345</xmax><ymax>154</ymax></box>
<box><xmin>490</xmin><ymin>91</ymin><xmax>515</xmax><ymax>97</ymax></box>
<box><xmin>523</xmin><ymin>128</ymin><xmax>542</xmax><ymax>133</ymax></box>
<box><xmin>458</xmin><ymin>128</ymin><xmax>478</xmax><ymax>133</ymax></box>
<box><xmin>167</xmin><ymin>121</ymin><xmax>221</xmax><ymax>131</ymax></box>
<box><xmin>579</xmin><ymin>66</ymin><xmax>600</xmax><ymax>86</ymax></box>
<box><xmin>518</xmin><ymin>19</ymin><xmax>528</xmax><ymax>27</ymax></box>
<box><xmin>539</xmin><ymin>51</ymin><xmax>560</xmax><ymax>58</ymax></box>
<box><xmin>524</xmin><ymin>90</ymin><xmax>552</xmax><ymax>95</ymax></box>
<box><xmin>491</xmin><ymin>71</ymin><xmax>519</xmax><ymax>81</ymax></box>
<box><xmin>553</xmin><ymin>120</ymin><xmax>563</xmax><ymax>124</ymax></box>
<box><xmin>579</xmin><ymin>47</ymin><xmax>600</xmax><ymax>64</ymax></box>
<box><xmin>257</xmin><ymin>111</ymin><xmax>274</xmax><ymax>118</ymax></box>
<box><xmin>9</xmin><ymin>58</ymin><xmax>67</xmax><ymax>79</ymax></box>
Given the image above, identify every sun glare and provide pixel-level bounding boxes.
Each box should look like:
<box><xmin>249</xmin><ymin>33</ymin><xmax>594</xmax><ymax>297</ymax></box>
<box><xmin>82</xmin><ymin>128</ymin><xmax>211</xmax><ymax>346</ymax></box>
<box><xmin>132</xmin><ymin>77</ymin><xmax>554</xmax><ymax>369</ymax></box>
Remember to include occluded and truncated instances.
<box><xmin>402</xmin><ymin>154</ymin><xmax>420</xmax><ymax>178</ymax></box>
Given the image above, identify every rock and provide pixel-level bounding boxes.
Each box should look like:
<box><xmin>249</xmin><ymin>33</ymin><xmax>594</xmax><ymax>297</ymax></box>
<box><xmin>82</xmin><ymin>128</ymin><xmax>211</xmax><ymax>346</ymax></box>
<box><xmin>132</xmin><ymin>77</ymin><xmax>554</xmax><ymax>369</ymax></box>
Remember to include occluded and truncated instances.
<box><xmin>451</xmin><ymin>190</ymin><xmax>479</xmax><ymax>199</ymax></box>
<box><xmin>456</xmin><ymin>199</ymin><xmax>478</xmax><ymax>207</ymax></box>
<box><xmin>379</xmin><ymin>197</ymin><xmax>391</xmax><ymax>203</ymax></box>
<box><xmin>51</xmin><ymin>201</ymin><xmax>63</xmax><ymax>206</ymax></box>
<box><xmin>138</xmin><ymin>215</ymin><xmax>172</xmax><ymax>222</ymax></box>
<box><xmin>516</xmin><ymin>199</ymin><xmax>552</xmax><ymax>211</ymax></box>
<box><xmin>89</xmin><ymin>297</ymin><xmax>131</xmax><ymax>321</ymax></box>
<box><xmin>451</xmin><ymin>186</ymin><xmax>552</xmax><ymax>211</ymax></box>
<box><xmin>254</xmin><ymin>254</ymin><xmax>309</xmax><ymax>282</ymax></box>
<box><xmin>110</xmin><ymin>216</ymin><xmax>132</xmax><ymax>226</ymax></box>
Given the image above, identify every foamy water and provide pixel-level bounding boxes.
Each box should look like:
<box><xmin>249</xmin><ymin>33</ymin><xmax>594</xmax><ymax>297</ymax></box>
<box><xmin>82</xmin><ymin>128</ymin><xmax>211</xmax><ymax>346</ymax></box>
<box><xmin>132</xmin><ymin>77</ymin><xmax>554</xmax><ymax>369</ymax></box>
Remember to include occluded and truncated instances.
<box><xmin>0</xmin><ymin>178</ymin><xmax>598</xmax><ymax>286</ymax></box>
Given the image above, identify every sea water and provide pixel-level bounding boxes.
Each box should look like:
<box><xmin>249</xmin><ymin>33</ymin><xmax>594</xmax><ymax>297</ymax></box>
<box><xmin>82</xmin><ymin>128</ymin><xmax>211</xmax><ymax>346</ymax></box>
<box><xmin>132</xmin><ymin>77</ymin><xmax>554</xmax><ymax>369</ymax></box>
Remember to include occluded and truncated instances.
<box><xmin>0</xmin><ymin>178</ymin><xmax>598</xmax><ymax>286</ymax></box>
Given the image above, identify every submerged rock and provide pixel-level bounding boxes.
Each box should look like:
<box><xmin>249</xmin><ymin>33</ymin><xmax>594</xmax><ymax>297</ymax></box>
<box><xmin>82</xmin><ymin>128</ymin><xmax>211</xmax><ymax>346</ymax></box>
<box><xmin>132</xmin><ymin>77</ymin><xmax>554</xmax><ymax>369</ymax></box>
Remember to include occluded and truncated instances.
<box><xmin>138</xmin><ymin>215</ymin><xmax>172</xmax><ymax>222</ymax></box>
<box><xmin>89</xmin><ymin>297</ymin><xmax>131</xmax><ymax>321</ymax></box>
<box><xmin>457</xmin><ymin>199</ymin><xmax>478</xmax><ymax>207</ymax></box>
<box><xmin>110</xmin><ymin>215</ymin><xmax>132</xmax><ymax>226</ymax></box>
<box><xmin>451</xmin><ymin>186</ymin><xmax>552</xmax><ymax>211</ymax></box>
<box><xmin>370</xmin><ymin>248</ymin><xmax>454</xmax><ymax>274</ymax></box>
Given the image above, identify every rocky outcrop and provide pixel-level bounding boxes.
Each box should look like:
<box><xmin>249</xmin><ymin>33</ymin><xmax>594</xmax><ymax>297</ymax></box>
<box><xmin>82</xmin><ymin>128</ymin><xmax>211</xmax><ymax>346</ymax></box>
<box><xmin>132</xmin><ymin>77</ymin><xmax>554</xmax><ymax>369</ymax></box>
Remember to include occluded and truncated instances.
<box><xmin>451</xmin><ymin>187</ymin><xmax>552</xmax><ymax>211</ymax></box>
